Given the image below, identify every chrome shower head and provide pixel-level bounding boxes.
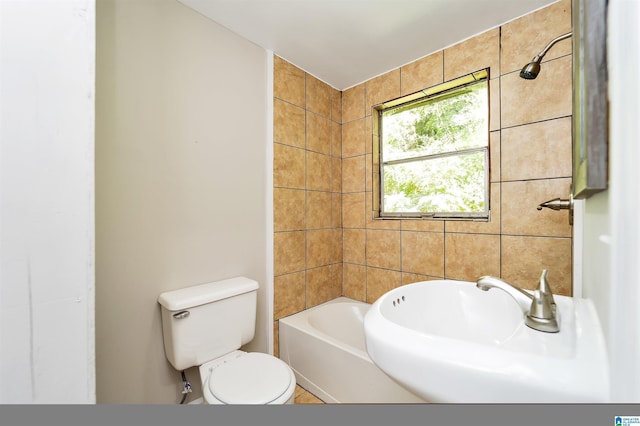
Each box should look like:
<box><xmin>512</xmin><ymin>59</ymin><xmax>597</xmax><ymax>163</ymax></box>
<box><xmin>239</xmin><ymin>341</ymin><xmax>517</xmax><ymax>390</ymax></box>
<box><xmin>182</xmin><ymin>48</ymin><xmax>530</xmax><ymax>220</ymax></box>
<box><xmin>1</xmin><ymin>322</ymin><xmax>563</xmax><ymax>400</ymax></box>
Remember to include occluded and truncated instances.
<box><xmin>520</xmin><ymin>58</ymin><xmax>542</xmax><ymax>79</ymax></box>
<box><xmin>519</xmin><ymin>32</ymin><xmax>572</xmax><ymax>80</ymax></box>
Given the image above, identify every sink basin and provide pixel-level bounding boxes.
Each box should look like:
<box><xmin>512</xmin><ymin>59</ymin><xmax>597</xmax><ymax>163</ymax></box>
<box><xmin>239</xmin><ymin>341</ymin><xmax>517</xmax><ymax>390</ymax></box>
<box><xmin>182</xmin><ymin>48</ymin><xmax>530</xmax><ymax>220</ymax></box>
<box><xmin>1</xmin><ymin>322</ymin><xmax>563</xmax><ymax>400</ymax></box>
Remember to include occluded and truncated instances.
<box><xmin>363</xmin><ymin>279</ymin><xmax>610</xmax><ymax>403</ymax></box>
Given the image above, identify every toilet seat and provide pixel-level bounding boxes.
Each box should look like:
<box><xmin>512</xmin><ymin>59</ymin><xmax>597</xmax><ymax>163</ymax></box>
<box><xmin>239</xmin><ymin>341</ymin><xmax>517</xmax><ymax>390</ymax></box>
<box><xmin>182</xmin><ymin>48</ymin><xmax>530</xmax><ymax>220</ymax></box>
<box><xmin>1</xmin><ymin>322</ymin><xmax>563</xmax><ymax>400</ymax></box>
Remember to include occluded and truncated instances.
<box><xmin>202</xmin><ymin>352</ymin><xmax>295</xmax><ymax>404</ymax></box>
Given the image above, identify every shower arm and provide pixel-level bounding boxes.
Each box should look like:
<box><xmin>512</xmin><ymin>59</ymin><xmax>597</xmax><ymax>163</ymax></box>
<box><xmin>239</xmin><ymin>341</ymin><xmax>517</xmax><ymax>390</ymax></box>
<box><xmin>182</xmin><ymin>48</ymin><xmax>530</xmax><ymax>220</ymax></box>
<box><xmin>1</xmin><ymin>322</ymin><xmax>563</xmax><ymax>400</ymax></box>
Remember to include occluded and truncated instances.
<box><xmin>531</xmin><ymin>32</ymin><xmax>572</xmax><ymax>62</ymax></box>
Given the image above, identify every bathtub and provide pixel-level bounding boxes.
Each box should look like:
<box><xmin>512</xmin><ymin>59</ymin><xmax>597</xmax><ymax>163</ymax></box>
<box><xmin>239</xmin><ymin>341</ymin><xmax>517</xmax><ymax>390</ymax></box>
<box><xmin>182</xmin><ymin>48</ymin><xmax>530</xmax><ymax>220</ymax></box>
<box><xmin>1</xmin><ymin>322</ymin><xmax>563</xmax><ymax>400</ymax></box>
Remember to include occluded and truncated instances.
<box><xmin>278</xmin><ymin>297</ymin><xmax>426</xmax><ymax>403</ymax></box>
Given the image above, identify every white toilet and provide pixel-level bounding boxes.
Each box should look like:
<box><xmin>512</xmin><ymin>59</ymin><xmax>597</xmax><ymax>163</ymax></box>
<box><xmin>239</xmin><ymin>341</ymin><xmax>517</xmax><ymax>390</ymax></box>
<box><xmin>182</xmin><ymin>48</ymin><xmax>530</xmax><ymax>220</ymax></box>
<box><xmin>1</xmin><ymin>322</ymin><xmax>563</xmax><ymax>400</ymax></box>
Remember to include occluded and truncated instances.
<box><xmin>158</xmin><ymin>276</ymin><xmax>296</xmax><ymax>404</ymax></box>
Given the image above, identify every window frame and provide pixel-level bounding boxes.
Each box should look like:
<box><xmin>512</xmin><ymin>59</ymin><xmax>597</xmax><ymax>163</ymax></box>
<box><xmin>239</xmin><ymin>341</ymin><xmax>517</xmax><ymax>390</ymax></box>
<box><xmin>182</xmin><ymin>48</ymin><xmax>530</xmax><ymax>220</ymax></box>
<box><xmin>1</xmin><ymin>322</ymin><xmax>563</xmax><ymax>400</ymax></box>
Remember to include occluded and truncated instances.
<box><xmin>372</xmin><ymin>69</ymin><xmax>491</xmax><ymax>220</ymax></box>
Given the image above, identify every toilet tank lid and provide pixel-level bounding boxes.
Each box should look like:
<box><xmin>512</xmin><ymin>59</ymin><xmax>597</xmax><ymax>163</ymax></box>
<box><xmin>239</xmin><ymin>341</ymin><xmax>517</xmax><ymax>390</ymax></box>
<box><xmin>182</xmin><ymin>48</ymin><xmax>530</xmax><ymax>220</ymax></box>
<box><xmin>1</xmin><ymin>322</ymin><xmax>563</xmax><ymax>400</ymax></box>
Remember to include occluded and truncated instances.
<box><xmin>158</xmin><ymin>277</ymin><xmax>259</xmax><ymax>311</ymax></box>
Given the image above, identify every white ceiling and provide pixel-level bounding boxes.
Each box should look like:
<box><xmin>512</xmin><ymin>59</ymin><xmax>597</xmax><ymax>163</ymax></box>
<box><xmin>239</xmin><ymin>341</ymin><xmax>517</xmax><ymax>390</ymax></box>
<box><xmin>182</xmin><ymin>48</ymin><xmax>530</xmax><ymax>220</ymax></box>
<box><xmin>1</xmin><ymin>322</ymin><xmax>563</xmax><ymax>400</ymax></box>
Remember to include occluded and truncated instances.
<box><xmin>178</xmin><ymin>0</ymin><xmax>557</xmax><ymax>90</ymax></box>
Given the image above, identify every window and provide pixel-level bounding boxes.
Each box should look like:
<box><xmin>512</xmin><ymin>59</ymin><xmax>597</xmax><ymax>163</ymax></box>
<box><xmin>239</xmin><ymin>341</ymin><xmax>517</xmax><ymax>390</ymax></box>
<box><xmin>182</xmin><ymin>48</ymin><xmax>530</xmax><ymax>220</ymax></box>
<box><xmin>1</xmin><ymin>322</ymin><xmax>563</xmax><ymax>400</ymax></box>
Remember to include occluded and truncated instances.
<box><xmin>373</xmin><ymin>69</ymin><xmax>490</xmax><ymax>219</ymax></box>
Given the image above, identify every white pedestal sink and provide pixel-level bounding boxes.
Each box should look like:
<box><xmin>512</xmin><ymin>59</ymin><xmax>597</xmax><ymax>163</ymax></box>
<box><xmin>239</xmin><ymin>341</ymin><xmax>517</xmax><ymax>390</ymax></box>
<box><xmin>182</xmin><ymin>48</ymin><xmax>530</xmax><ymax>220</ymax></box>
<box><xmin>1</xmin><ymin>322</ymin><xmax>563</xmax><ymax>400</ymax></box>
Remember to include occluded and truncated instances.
<box><xmin>363</xmin><ymin>279</ymin><xmax>609</xmax><ymax>403</ymax></box>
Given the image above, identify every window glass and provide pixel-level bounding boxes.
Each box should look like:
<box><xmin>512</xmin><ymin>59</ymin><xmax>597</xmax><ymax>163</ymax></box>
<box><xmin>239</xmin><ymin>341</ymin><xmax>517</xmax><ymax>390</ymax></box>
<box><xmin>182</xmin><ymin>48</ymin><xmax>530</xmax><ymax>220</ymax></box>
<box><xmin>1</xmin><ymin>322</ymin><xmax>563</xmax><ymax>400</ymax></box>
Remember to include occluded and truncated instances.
<box><xmin>375</xmin><ymin>70</ymin><xmax>489</xmax><ymax>218</ymax></box>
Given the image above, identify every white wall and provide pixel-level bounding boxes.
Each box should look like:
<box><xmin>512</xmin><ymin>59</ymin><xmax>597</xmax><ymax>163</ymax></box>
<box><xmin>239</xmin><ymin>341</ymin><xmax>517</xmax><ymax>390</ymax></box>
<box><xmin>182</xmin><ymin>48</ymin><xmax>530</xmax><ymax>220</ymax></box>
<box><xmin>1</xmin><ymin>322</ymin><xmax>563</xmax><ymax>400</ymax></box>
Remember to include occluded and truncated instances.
<box><xmin>0</xmin><ymin>0</ymin><xmax>96</xmax><ymax>403</ymax></box>
<box><xmin>605</xmin><ymin>0</ymin><xmax>640</xmax><ymax>402</ymax></box>
<box><xmin>96</xmin><ymin>0</ymin><xmax>270</xmax><ymax>403</ymax></box>
<box><xmin>581</xmin><ymin>0</ymin><xmax>640</xmax><ymax>402</ymax></box>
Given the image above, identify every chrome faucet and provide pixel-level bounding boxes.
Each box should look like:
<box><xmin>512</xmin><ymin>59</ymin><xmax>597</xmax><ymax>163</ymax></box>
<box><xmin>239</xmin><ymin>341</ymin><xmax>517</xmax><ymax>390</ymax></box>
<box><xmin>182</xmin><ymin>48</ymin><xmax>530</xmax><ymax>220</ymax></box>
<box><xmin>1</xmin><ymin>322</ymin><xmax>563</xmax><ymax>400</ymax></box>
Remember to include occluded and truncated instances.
<box><xmin>537</xmin><ymin>186</ymin><xmax>574</xmax><ymax>225</ymax></box>
<box><xmin>537</xmin><ymin>198</ymin><xmax>572</xmax><ymax>211</ymax></box>
<box><xmin>476</xmin><ymin>270</ymin><xmax>559</xmax><ymax>333</ymax></box>
<box><xmin>476</xmin><ymin>275</ymin><xmax>535</xmax><ymax>312</ymax></box>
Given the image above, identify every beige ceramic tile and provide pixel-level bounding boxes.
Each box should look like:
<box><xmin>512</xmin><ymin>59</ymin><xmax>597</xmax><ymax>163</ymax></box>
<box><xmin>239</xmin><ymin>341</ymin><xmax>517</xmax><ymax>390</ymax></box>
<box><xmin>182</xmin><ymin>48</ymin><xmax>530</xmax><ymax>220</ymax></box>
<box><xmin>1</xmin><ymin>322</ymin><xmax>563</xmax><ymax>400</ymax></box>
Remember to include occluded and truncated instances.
<box><xmin>306</xmin><ymin>151</ymin><xmax>332</xmax><ymax>192</ymax></box>
<box><xmin>400</xmin><ymin>219</ymin><xmax>444</xmax><ymax>232</ymax></box>
<box><xmin>294</xmin><ymin>388</ymin><xmax>324</xmax><ymax>404</ymax></box>
<box><xmin>501</xmin><ymin>178</ymin><xmax>572</xmax><ymax>237</ymax></box>
<box><xmin>274</xmin><ymin>271</ymin><xmax>305</xmax><ymax>319</ymax></box>
<box><xmin>332</xmin><ymin>228</ymin><xmax>343</xmax><ymax>264</ymax></box>
<box><xmin>365</xmin><ymin>194</ymin><xmax>401</xmax><ymax>230</ymax></box>
<box><xmin>343</xmin><ymin>263</ymin><xmax>366</xmax><ymax>302</ymax></box>
<box><xmin>342</xmin><ymin>155</ymin><xmax>366</xmax><ymax>193</ymax></box>
<box><xmin>365</xmin><ymin>69</ymin><xmax>401</xmax><ymax>115</ymax></box>
<box><xmin>445</xmin><ymin>233</ymin><xmax>500</xmax><ymax>281</ymax></box>
<box><xmin>366</xmin><ymin>229</ymin><xmax>401</xmax><ymax>270</ymax></box>
<box><xmin>330</xmin><ymin>263</ymin><xmax>343</xmax><ymax>299</ymax></box>
<box><xmin>274</xmin><ymin>188</ymin><xmax>305</xmax><ymax>232</ymax></box>
<box><xmin>274</xmin><ymin>231</ymin><xmax>305</xmax><ymax>275</ymax></box>
<box><xmin>306</xmin><ymin>74</ymin><xmax>332</xmax><ymax>119</ymax></box>
<box><xmin>343</xmin><ymin>229</ymin><xmax>366</xmax><ymax>265</ymax></box>
<box><xmin>365</xmin><ymin>154</ymin><xmax>373</xmax><ymax>192</ymax></box>
<box><xmin>342</xmin><ymin>192</ymin><xmax>365</xmax><ymax>229</ymax></box>
<box><xmin>501</xmin><ymin>117</ymin><xmax>572</xmax><ymax>181</ymax></box>
<box><xmin>331</xmin><ymin>121</ymin><xmax>342</xmax><ymax>158</ymax></box>
<box><xmin>501</xmin><ymin>0</ymin><xmax>572</xmax><ymax>75</ymax></box>
<box><xmin>401</xmin><ymin>231</ymin><xmax>445</xmax><ymax>277</ymax></box>
<box><xmin>294</xmin><ymin>385</ymin><xmax>306</xmax><ymax>398</ymax></box>
<box><xmin>274</xmin><ymin>321</ymin><xmax>279</xmax><ymax>357</ymax></box>
<box><xmin>306</xmin><ymin>266</ymin><xmax>333</xmax><ymax>308</ymax></box>
<box><xmin>274</xmin><ymin>143</ymin><xmax>305</xmax><ymax>189</ymax></box>
<box><xmin>501</xmin><ymin>235</ymin><xmax>572</xmax><ymax>296</ymax></box>
<box><xmin>366</xmin><ymin>267</ymin><xmax>402</xmax><ymax>304</ymax></box>
<box><xmin>342</xmin><ymin>119</ymin><xmax>366</xmax><ymax>158</ymax></box>
<box><xmin>331</xmin><ymin>88</ymin><xmax>342</xmax><ymax>123</ymax></box>
<box><xmin>400</xmin><ymin>51</ymin><xmax>444</xmax><ymax>96</ymax></box>
<box><xmin>489</xmin><ymin>78</ymin><xmax>500</xmax><ymax>132</ymax></box>
<box><xmin>366</xmin><ymin>216</ymin><xmax>401</xmax><ymax>231</ymax></box>
<box><xmin>365</xmin><ymin>115</ymin><xmax>374</xmax><ymax>154</ymax></box>
<box><xmin>332</xmin><ymin>193</ymin><xmax>342</xmax><ymax>228</ymax></box>
<box><xmin>305</xmin><ymin>191</ymin><xmax>332</xmax><ymax>230</ymax></box>
<box><xmin>402</xmin><ymin>273</ymin><xmax>441</xmax><ymax>285</ymax></box>
<box><xmin>444</xmin><ymin>28</ymin><xmax>500</xmax><ymax>81</ymax></box>
<box><xmin>490</xmin><ymin>131</ymin><xmax>500</xmax><ymax>182</ymax></box>
<box><xmin>342</xmin><ymin>83</ymin><xmax>365</xmax><ymax>123</ymax></box>
<box><xmin>274</xmin><ymin>56</ymin><xmax>305</xmax><ymax>107</ymax></box>
<box><xmin>331</xmin><ymin>156</ymin><xmax>342</xmax><ymax>193</ymax></box>
<box><xmin>306</xmin><ymin>112</ymin><xmax>331</xmax><ymax>155</ymax></box>
<box><xmin>274</xmin><ymin>99</ymin><xmax>305</xmax><ymax>148</ymax></box>
<box><xmin>306</xmin><ymin>229</ymin><xmax>333</xmax><ymax>268</ymax></box>
<box><xmin>501</xmin><ymin>55</ymin><xmax>572</xmax><ymax>128</ymax></box>
<box><xmin>271</xmin><ymin>25</ymin><xmax>578</xmax><ymax>313</ymax></box>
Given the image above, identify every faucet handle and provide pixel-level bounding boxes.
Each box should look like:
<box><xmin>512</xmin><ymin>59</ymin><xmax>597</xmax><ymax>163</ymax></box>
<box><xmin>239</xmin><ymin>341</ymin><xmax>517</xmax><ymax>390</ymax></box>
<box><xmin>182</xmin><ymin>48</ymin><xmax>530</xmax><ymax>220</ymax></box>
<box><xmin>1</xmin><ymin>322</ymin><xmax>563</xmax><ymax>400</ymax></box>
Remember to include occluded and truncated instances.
<box><xmin>524</xmin><ymin>269</ymin><xmax>560</xmax><ymax>332</ymax></box>
<box><xmin>528</xmin><ymin>289</ymin><xmax>554</xmax><ymax>320</ymax></box>
<box><xmin>524</xmin><ymin>290</ymin><xmax>560</xmax><ymax>333</ymax></box>
<box><xmin>538</xmin><ymin>269</ymin><xmax>550</xmax><ymax>290</ymax></box>
<box><xmin>537</xmin><ymin>269</ymin><xmax>556</xmax><ymax>310</ymax></box>
<box><xmin>526</xmin><ymin>288</ymin><xmax>560</xmax><ymax>332</ymax></box>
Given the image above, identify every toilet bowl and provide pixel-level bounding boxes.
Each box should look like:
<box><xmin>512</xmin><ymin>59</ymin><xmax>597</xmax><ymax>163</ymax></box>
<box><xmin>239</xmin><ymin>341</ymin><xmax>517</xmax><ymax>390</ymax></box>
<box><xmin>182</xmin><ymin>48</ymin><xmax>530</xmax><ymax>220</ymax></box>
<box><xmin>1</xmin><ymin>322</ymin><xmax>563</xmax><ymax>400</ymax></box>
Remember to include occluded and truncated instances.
<box><xmin>200</xmin><ymin>351</ymin><xmax>296</xmax><ymax>404</ymax></box>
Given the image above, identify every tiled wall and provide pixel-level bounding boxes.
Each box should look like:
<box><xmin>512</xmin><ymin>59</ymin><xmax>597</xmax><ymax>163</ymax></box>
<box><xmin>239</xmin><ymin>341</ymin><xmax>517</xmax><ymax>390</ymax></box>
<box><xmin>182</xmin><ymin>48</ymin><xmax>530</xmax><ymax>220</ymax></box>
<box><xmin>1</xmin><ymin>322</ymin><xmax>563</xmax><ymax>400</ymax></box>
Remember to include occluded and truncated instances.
<box><xmin>274</xmin><ymin>0</ymin><xmax>574</xmax><ymax>344</ymax></box>
<box><xmin>273</xmin><ymin>57</ymin><xmax>343</xmax><ymax>353</ymax></box>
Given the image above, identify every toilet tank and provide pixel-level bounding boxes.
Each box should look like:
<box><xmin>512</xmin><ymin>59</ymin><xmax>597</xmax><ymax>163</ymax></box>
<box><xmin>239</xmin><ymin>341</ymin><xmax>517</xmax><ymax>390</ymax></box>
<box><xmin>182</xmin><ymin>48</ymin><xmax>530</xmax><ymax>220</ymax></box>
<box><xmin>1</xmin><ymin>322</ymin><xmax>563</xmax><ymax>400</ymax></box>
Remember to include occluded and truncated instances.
<box><xmin>158</xmin><ymin>277</ymin><xmax>259</xmax><ymax>371</ymax></box>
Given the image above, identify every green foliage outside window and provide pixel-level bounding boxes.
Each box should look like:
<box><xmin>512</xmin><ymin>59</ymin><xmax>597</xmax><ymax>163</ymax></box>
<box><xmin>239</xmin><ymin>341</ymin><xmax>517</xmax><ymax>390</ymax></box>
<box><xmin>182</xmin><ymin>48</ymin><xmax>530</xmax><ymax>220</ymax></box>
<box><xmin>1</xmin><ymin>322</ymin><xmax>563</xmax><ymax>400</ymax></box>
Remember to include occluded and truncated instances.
<box><xmin>379</xmin><ymin>74</ymin><xmax>489</xmax><ymax>217</ymax></box>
